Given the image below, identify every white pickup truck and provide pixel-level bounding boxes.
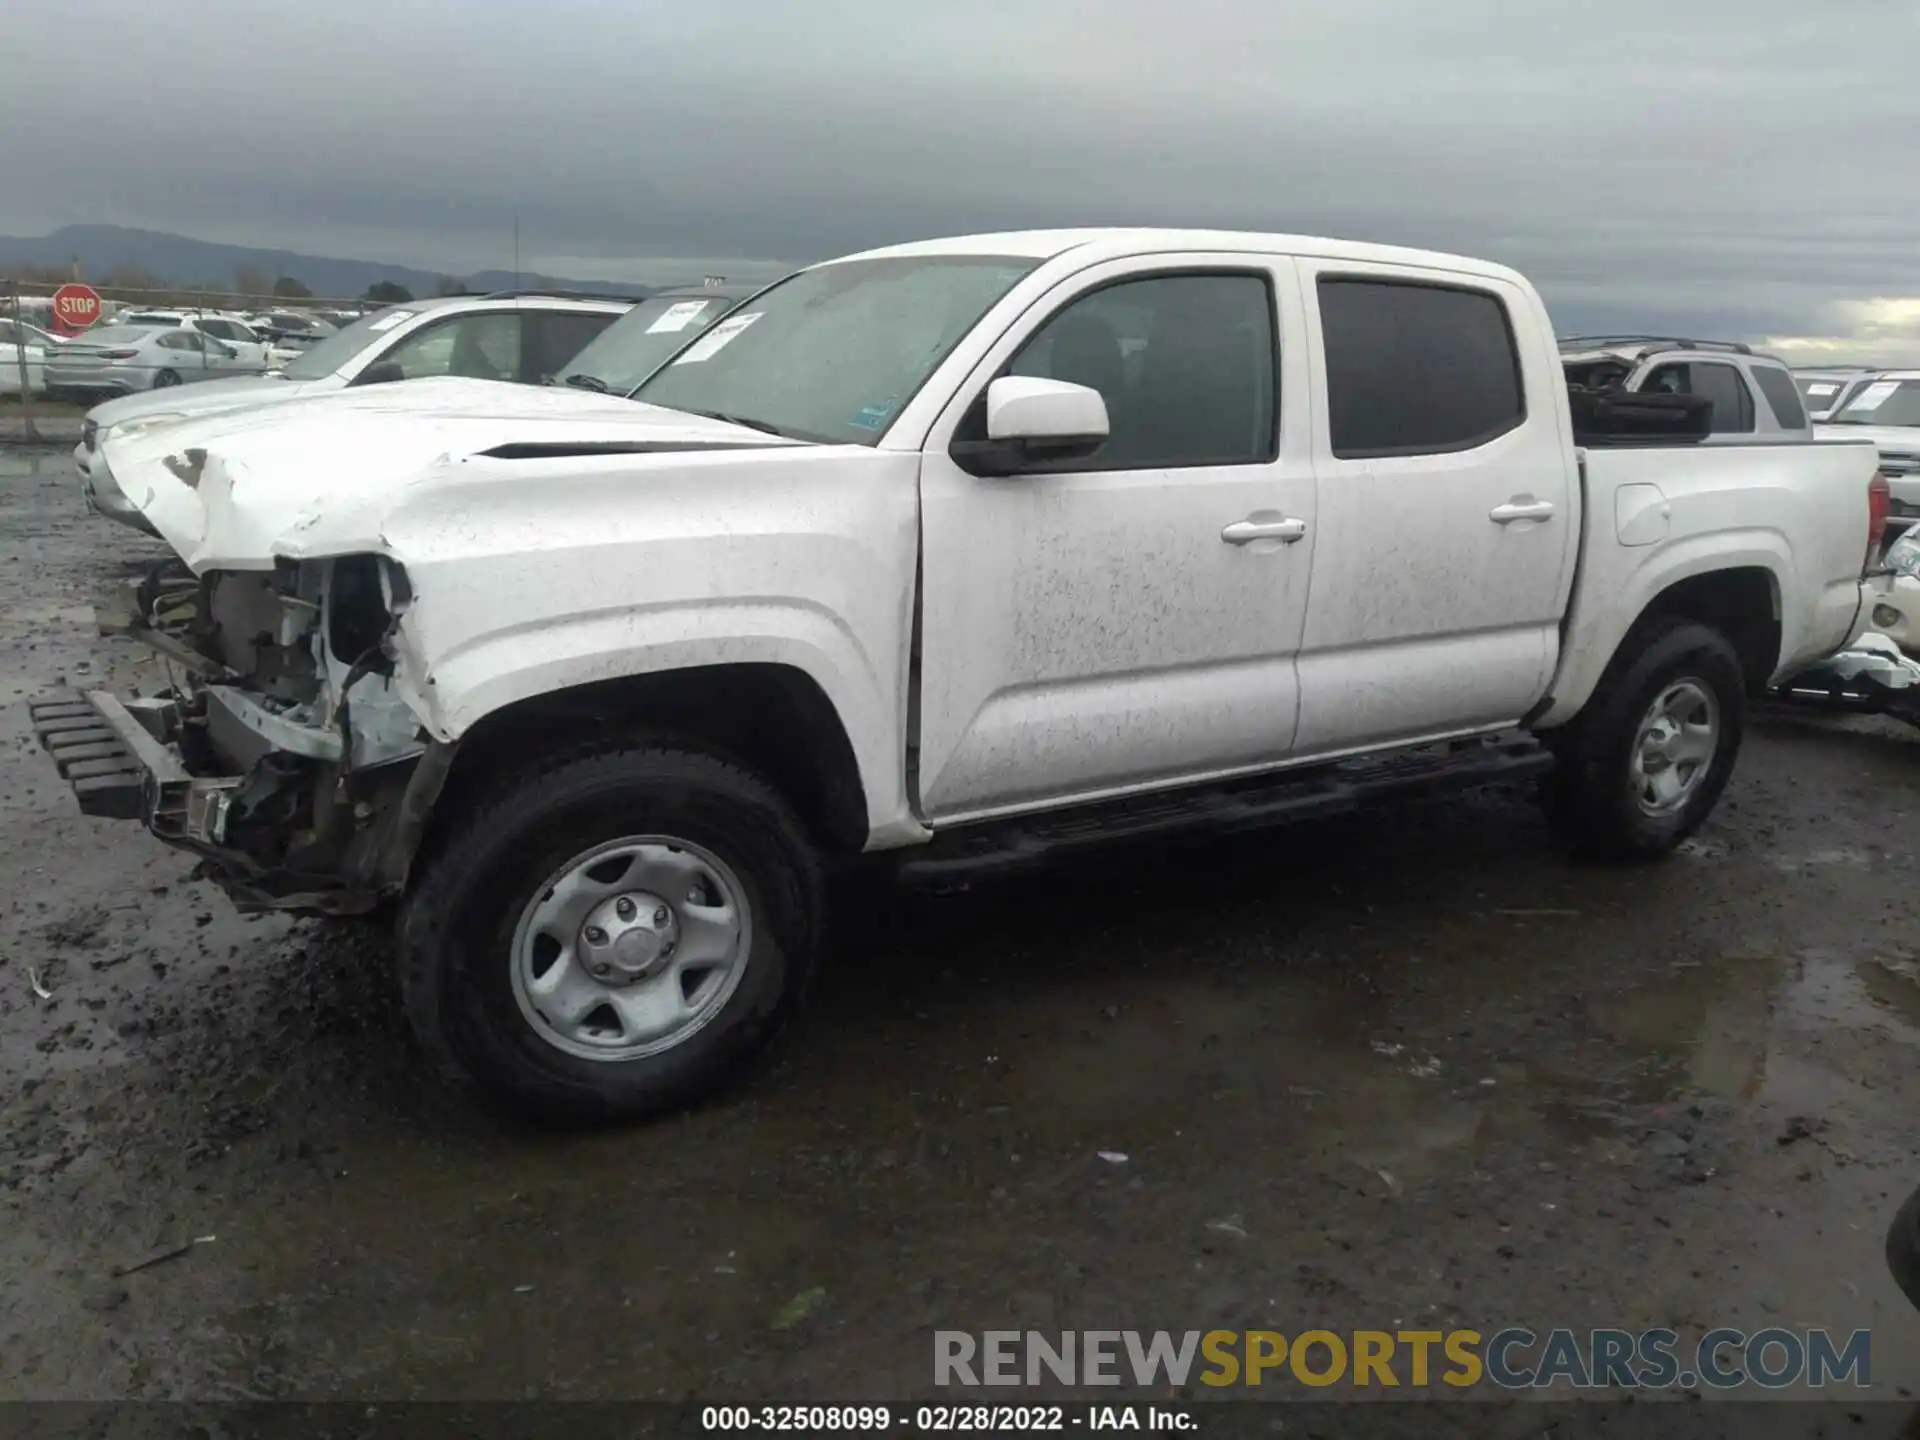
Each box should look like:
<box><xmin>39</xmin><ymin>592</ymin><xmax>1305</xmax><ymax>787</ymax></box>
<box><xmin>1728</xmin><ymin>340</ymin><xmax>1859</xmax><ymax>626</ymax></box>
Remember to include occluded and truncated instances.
<box><xmin>32</xmin><ymin>228</ymin><xmax>1884</xmax><ymax>1124</ymax></box>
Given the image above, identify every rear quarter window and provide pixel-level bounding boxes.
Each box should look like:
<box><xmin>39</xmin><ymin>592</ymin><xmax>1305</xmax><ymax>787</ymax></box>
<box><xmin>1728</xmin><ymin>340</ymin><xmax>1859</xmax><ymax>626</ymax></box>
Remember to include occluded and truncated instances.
<box><xmin>1751</xmin><ymin>365</ymin><xmax>1808</xmax><ymax>429</ymax></box>
<box><xmin>1317</xmin><ymin>278</ymin><xmax>1525</xmax><ymax>458</ymax></box>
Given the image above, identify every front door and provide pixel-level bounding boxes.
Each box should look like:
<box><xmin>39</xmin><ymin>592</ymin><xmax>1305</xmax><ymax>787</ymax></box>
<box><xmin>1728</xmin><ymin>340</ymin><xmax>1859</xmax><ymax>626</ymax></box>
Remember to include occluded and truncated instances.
<box><xmin>1291</xmin><ymin>261</ymin><xmax>1577</xmax><ymax>755</ymax></box>
<box><xmin>913</xmin><ymin>256</ymin><xmax>1317</xmax><ymax>822</ymax></box>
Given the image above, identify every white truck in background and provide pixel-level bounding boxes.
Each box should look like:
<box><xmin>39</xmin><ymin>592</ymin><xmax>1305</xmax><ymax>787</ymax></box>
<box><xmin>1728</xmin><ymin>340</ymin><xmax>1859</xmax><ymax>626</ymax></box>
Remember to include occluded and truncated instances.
<box><xmin>31</xmin><ymin>228</ymin><xmax>1884</xmax><ymax>1125</ymax></box>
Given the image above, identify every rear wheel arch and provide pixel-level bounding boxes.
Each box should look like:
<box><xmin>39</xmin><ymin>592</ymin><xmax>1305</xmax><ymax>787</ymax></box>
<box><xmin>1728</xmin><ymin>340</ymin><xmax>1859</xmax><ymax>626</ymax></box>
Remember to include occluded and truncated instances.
<box><xmin>1633</xmin><ymin>565</ymin><xmax>1781</xmax><ymax>694</ymax></box>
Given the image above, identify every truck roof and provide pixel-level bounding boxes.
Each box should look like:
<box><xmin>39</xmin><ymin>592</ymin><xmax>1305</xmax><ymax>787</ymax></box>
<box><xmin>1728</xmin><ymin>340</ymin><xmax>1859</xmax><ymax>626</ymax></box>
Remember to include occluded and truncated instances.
<box><xmin>1557</xmin><ymin>336</ymin><xmax>1772</xmax><ymax>364</ymax></box>
<box><xmin>831</xmin><ymin>228</ymin><xmax>1527</xmax><ymax>286</ymax></box>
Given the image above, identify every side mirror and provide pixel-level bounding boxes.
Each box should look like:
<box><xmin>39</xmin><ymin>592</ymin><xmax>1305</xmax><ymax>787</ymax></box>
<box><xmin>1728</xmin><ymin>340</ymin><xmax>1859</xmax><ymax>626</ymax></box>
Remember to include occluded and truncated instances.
<box><xmin>357</xmin><ymin>360</ymin><xmax>406</xmax><ymax>386</ymax></box>
<box><xmin>950</xmin><ymin>376</ymin><xmax>1110</xmax><ymax>476</ymax></box>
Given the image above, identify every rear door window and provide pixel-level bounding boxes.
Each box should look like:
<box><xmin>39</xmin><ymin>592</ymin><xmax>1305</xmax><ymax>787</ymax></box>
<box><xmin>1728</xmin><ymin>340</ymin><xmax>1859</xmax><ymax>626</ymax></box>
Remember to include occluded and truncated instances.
<box><xmin>1750</xmin><ymin>365</ymin><xmax>1808</xmax><ymax>429</ymax></box>
<box><xmin>1317</xmin><ymin>278</ymin><xmax>1525</xmax><ymax>457</ymax></box>
<box><xmin>1646</xmin><ymin>362</ymin><xmax>1755</xmax><ymax>433</ymax></box>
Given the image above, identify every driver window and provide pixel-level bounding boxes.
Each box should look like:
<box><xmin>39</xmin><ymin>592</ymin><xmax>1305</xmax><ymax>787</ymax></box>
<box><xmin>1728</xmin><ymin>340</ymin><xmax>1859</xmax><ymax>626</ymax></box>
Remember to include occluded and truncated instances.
<box><xmin>378</xmin><ymin>314</ymin><xmax>522</xmax><ymax>382</ymax></box>
<box><xmin>1000</xmin><ymin>272</ymin><xmax>1277</xmax><ymax>470</ymax></box>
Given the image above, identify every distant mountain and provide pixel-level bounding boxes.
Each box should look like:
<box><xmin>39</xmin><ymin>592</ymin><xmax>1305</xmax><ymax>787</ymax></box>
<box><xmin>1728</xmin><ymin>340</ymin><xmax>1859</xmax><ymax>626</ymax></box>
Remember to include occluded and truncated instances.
<box><xmin>0</xmin><ymin>224</ymin><xmax>648</xmax><ymax>301</ymax></box>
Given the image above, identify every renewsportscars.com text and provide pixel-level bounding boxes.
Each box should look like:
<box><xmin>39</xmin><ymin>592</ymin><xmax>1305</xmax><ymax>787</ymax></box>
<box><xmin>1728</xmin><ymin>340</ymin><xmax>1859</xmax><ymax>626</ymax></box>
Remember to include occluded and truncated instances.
<box><xmin>934</xmin><ymin>1327</ymin><xmax>1871</xmax><ymax>1390</ymax></box>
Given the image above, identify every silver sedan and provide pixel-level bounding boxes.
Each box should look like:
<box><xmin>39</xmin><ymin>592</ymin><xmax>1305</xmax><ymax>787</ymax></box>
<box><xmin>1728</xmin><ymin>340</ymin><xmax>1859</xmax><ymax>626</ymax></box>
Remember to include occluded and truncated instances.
<box><xmin>42</xmin><ymin>324</ymin><xmax>256</xmax><ymax>402</ymax></box>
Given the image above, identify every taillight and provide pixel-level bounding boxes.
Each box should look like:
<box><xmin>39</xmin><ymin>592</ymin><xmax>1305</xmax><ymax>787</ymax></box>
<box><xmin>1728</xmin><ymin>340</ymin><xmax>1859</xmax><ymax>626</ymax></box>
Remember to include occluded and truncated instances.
<box><xmin>1867</xmin><ymin>469</ymin><xmax>1891</xmax><ymax>572</ymax></box>
<box><xmin>101</xmin><ymin>349</ymin><xmax>138</xmax><ymax>360</ymax></box>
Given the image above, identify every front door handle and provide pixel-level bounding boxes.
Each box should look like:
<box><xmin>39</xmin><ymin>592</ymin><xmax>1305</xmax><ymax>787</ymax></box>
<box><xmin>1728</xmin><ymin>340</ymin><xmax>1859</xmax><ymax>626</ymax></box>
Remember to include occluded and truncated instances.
<box><xmin>1490</xmin><ymin>498</ymin><xmax>1556</xmax><ymax>524</ymax></box>
<box><xmin>1222</xmin><ymin>516</ymin><xmax>1307</xmax><ymax>545</ymax></box>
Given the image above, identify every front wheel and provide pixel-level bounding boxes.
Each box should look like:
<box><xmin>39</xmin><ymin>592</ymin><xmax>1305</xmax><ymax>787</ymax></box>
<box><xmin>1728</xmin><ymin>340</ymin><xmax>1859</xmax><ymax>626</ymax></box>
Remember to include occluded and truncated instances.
<box><xmin>398</xmin><ymin>744</ymin><xmax>823</xmax><ymax>1125</ymax></box>
<box><xmin>1541</xmin><ymin>618</ymin><xmax>1745</xmax><ymax>860</ymax></box>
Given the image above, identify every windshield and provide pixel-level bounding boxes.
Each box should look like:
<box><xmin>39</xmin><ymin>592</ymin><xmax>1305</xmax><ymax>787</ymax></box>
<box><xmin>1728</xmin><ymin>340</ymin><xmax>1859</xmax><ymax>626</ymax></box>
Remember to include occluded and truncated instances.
<box><xmin>279</xmin><ymin>307</ymin><xmax>415</xmax><ymax>380</ymax></box>
<box><xmin>632</xmin><ymin>255</ymin><xmax>1038</xmax><ymax>444</ymax></box>
<box><xmin>1829</xmin><ymin>379</ymin><xmax>1920</xmax><ymax>428</ymax></box>
<box><xmin>556</xmin><ymin>293</ymin><xmax>746</xmax><ymax>394</ymax></box>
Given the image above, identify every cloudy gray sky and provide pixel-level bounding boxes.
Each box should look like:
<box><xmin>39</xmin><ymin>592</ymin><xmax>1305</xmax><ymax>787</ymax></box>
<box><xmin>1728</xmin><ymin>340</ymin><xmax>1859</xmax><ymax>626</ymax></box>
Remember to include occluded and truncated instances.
<box><xmin>3</xmin><ymin>0</ymin><xmax>1917</xmax><ymax>359</ymax></box>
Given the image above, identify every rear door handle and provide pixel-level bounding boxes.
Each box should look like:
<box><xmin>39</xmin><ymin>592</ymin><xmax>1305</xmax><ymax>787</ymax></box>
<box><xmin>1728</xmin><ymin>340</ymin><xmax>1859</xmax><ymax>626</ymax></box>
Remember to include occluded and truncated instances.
<box><xmin>1490</xmin><ymin>498</ymin><xmax>1555</xmax><ymax>524</ymax></box>
<box><xmin>1222</xmin><ymin>516</ymin><xmax>1307</xmax><ymax>545</ymax></box>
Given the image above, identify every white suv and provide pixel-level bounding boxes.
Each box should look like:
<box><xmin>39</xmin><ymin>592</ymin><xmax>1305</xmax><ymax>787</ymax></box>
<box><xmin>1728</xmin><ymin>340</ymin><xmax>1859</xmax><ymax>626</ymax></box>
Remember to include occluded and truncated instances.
<box><xmin>78</xmin><ymin>292</ymin><xmax>631</xmax><ymax>532</ymax></box>
<box><xmin>1559</xmin><ymin>336</ymin><xmax>1812</xmax><ymax>443</ymax></box>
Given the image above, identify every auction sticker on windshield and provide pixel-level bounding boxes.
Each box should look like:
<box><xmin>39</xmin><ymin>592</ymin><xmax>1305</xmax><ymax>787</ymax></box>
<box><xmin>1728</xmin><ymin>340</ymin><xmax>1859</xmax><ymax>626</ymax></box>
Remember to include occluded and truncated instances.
<box><xmin>674</xmin><ymin>312</ymin><xmax>760</xmax><ymax>364</ymax></box>
<box><xmin>646</xmin><ymin>300</ymin><xmax>713</xmax><ymax>335</ymax></box>
<box><xmin>1850</xmin><ymin>381</ymin><xmax>1899</xmax><ymax>412</ymax></box>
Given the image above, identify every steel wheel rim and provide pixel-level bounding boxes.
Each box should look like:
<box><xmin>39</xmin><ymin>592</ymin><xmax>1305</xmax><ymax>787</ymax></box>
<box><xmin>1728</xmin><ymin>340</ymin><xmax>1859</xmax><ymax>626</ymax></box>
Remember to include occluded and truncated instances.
<box><xmin>1628</xmin><ymin>679</ymin><xmax>1719</xmax><ymax>816</ymax></box>
<box><xmin>509</xmin><ymin>835</ymin><xmax>753</xmax><ymax>1063</ymax></box>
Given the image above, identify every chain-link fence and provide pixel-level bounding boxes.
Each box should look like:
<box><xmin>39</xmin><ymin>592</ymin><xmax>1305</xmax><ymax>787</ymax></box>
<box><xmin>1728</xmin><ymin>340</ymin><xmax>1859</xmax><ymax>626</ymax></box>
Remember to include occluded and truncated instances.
<box><xmin>3</xmin><ymin>279</ymin><xmax>402</xmax><ymax>439</ymax></box>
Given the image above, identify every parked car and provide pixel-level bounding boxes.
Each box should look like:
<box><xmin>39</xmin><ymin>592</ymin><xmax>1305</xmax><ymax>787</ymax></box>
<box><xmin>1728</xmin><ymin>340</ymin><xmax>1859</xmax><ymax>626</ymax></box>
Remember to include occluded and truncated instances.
<box><xmin>1831</xmin><ymin>375</ymin><xmax>1920</xmax><ymax>649</ymax></box>
<box><xmin>74</xmin><ymin>293</ymin><xmax>632</xmax><ymax>532</ymax></box>
<box><xmin>42</xmin><ymin>324</ymin><xmax>255</xmax><ymax>403</ymax></box>
<box><xmin>0</xmin><ymin>324</ymin><xmax>45</xmax><ymax>397</ymax></box>
<box><xmin>0</xmin><ymin>317</ymin><xmax>67</xmax><ymax>348</ymax></box>
<box><xmin>248</xmin><ymin>310</ymin><xmax>337</xmax><ymax>345</ymax></box>
<box><xmin>35</xmin><ymin>228</ymin><xmax>1882</xmax><ymax>1124</ymax></box>
<box><xmin>551</xmin><ymin>282</ymin><xmax>762</xmax><ymax>395</ymax></box>
<box><xmin>1818</xmin><ymin>372</ymin><xmax>1920</xmax><ymax>532</ymax></box>
<box><xmin>1559</xmin><ymin>337</ymin><xmax>1812</xmax><ymax>442</ymax></box>
<box><xmin>1793</xmin><ymin>367</ymin><xmax>1877</xmax><ymax>422</ymax></box>
<box><xmin>121</xmin><ymin>311</ymin><xmax>274</xmax><ymax>374</ymax></box>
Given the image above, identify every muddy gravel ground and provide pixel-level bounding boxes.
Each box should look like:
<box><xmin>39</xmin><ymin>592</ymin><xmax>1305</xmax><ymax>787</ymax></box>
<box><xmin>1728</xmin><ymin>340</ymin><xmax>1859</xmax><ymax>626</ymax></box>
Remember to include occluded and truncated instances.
<box><xmin>2</xmin><ymin>447</ymin><xmax>1919</xmax><ymax>1417</ymax></box>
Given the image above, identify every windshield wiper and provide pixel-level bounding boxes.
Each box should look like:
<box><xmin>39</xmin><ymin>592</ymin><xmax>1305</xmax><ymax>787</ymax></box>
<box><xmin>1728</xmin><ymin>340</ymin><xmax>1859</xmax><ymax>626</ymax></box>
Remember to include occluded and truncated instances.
<box><xmin>562</xmin><ymin>373</ymin><xmax>609</xmax><ymax>393</ymax></box>
<box><xmin>681</xmin><ymin>408</ymin><xmax>789</xmax><ymax>438</ymax></box>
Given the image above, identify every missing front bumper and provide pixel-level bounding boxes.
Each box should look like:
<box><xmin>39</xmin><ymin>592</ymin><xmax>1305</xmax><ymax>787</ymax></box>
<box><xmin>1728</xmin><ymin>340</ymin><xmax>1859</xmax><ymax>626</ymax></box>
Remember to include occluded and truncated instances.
<box><xmin>28</xmin><ymin>689</ymin><xmax>209</xmax><ymax>822</ymax></box>
<box><xmin>27</xmin><ymin>687</ymin><xmax>396</xmax><ymax>915</ymax></box>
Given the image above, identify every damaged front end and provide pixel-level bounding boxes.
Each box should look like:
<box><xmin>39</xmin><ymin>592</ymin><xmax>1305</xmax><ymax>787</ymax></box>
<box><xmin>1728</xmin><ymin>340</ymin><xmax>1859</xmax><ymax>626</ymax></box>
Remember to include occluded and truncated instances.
<box><xmin>30</xmin><ymin>554</ymin><xmax>450</xmax><ymax>914</ymax></box>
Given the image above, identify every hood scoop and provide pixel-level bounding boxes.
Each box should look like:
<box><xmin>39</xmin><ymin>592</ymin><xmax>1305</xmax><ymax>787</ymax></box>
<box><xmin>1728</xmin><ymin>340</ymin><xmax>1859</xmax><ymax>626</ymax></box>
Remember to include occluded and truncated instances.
<box><xmin>479</xmin><ymin>440</ymin><xmax>785</xmax><ymax>461</ymax></box>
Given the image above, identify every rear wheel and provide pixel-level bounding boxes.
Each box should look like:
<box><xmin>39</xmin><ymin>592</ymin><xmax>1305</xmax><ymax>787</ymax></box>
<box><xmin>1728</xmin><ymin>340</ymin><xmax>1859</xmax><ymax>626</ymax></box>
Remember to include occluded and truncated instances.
<box><xmin>152</xmin><ymin>369</ymin><xmax>181</xmax><ymax>389</ymax></box>
<box><xmin>398</xmin><ymin>744</ymin><xmax>824</xmax><ymax>1125</ymax></box>
<box><xmin>1542</xmin><ymin>618</ymin><xmax>1745</xmax><ymax>859</ymax></box>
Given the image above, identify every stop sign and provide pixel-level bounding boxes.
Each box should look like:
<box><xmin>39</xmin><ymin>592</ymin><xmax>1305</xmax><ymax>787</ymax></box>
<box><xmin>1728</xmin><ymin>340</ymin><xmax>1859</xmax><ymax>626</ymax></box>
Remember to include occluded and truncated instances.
<box><xmin>51</xmin><ymin>283</ymin><xmax>102</xmax><ymax>335</ymax></box>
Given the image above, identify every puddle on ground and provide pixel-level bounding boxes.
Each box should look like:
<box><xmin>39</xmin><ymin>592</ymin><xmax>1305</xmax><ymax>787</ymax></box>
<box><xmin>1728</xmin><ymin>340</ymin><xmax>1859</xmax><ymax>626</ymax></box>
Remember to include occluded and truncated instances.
<box><xmin>1855</xmin><ymin>956</ymin><xmax>1920</xmax><ymax>1030</ymax></box>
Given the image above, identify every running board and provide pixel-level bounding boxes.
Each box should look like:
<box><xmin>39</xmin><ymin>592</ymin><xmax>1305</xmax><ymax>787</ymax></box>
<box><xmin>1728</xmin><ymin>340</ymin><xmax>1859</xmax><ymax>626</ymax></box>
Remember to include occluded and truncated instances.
<box><xmin>893</xmin><ymin>732</ymin><xmax>1553</xmax><ymax>887</ymax></box>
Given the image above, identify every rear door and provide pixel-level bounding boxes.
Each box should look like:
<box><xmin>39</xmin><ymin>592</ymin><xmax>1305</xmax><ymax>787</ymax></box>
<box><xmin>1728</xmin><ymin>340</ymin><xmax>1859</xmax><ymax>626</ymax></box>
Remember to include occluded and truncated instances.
<box><xmin>1292</xmin><ymin>262</ymin><xmax>1576</xmax><ymax>755</ymax></box>
<box><xmin>155</xmin><ymin>330</ymin><xmax>208</xmax><ymax>380</ymax></box>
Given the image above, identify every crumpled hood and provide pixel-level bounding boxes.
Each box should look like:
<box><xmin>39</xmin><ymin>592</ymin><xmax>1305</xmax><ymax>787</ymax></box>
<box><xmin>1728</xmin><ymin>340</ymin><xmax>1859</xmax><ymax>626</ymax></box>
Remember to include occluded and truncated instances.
<box><xmin>85</xmin><ymin>374</ymin><xmax>313</xmax><ymax>433</ymax></box>
<box><xmin>1814</xmin><ymin>423</ymin><xmax>1920</xmax><ymax>461</ymax></box>
<box><xmin>101</xmin><ymin>376</ymin><xmax>799</xmax><ymax>572</ymax></box>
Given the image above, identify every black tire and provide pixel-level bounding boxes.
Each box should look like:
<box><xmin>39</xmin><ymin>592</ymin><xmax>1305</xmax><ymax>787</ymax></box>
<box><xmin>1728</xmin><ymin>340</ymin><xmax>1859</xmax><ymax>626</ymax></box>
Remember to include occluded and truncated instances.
<box><xmin>397</xmin><ymin>745</ymin><xmax>824</xmax><ymax>1125</ymax></box>
<box><xmin>1541</xmin><ymin>618</ymin><xmax>1745</xmax><ymax>860</ymax></box>
<box><xmin>1889</xmin><ymin>1182</ymin><xmax>1920</xmax><ymax>1313</ymax></box>
<box><xmin>152</xmin><ymin>369</ymin><xmax>180</xmax><ymax>389</ymax></box>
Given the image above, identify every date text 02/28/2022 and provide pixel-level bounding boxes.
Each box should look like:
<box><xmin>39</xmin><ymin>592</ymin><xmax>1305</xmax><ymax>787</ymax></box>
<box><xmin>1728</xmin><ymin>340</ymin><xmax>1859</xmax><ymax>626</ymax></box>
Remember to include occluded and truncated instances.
<box><xmin>700</xmin><ymin>1405</ymin><xmax>1191</xmax><ymax>1431</ymax></box>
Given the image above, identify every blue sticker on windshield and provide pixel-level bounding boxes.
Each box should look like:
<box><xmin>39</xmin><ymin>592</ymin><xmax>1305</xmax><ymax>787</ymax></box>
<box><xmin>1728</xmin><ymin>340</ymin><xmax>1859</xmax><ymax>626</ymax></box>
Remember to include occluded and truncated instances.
<box><xmin>849</xmin><ymin>397</ymin><xmax>899</xmax><ymax>431</ymax></box>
